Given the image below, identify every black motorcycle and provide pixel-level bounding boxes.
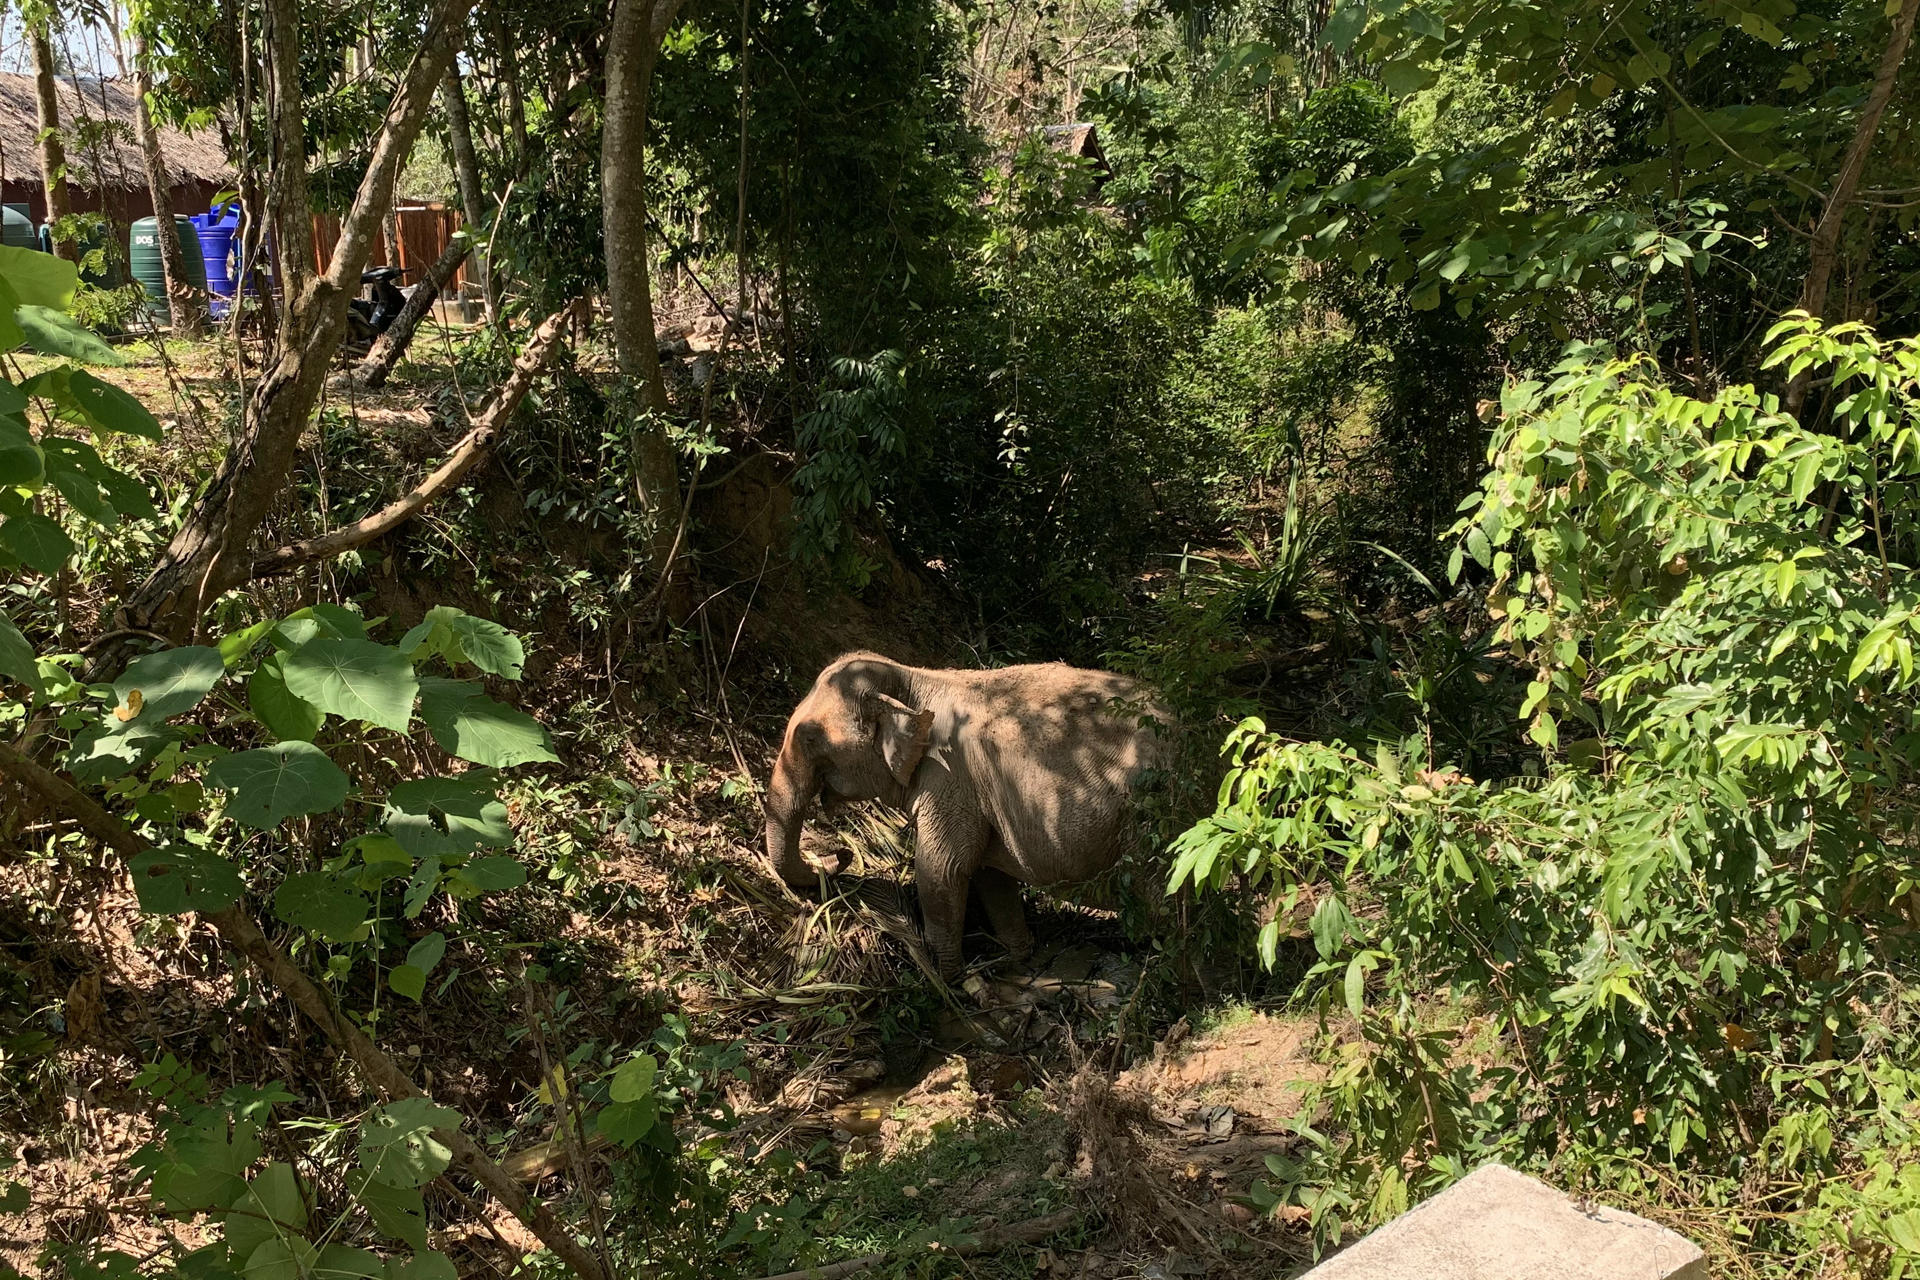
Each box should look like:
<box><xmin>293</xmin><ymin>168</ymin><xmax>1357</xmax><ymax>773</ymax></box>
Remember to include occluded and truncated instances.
<box><xmin>344</xmin><ymin>266</ymin><xmax>410</xmax><ymax>354</ymax></box>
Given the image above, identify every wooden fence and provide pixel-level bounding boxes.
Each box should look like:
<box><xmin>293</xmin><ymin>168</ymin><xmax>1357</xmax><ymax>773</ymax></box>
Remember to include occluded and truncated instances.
<box><xmin>308</xmin><ymin>202</ymin><xmax>468</xmax><ymax>287</ymax></box>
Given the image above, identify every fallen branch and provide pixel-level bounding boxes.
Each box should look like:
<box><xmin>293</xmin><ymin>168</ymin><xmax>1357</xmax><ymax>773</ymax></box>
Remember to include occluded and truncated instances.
<box><xmin>350</xmin><ymin>236</ymin><xmax>475</xmax><ymax>390</ymax></box>
<box><xmin>0</xmin><ymin>740</ymin><xmax>610</xmax><ymax>1280</ymax></box>
<box><xmin>247</xmin><ymin>296</ymin><xmax>587</xmax><ymax>585</ymax></box>
<box><xmin>750</xmin><ymin>1210</ymin><xmax>1079</xmax><ymax>1280</ymax></box>
<box><xmin>502</xmin><ymin>1129</ymin><xmax>613</xmax><ymax>1184</ymax></box>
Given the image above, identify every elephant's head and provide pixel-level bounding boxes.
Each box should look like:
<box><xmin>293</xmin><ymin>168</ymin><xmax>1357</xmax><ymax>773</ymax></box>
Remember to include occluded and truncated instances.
<box><xmin>764</xmin><ymin>653</ymin><xmax>935</xmax><ymax>889</ymax></box>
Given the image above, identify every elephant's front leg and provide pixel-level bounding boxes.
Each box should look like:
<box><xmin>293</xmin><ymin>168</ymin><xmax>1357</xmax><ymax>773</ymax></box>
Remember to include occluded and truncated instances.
<box><xmin>913</xmin><ymin>800</ymin><xmax>987</xmax><ymax>981</ymax></box>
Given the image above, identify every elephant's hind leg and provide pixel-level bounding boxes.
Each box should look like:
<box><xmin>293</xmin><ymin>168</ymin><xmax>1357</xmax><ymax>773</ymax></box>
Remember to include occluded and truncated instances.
<box><xmin>971</xmin><ymin>865</ymin><xmax>1033</xmax><ymax>966</ymax></box>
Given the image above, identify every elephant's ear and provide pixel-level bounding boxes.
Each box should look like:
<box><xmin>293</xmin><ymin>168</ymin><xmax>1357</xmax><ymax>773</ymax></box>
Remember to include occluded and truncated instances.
<box><xmin>865</xmin><ymin>692</ymin><xmax>934</xmax><ymax>787</ymax></box>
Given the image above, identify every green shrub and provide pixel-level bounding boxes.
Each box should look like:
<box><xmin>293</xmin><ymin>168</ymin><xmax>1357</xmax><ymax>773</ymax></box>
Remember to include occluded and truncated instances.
<box><xmin>1170</xmin><ymin>315</ymin><xmax>1920</xmax><ymax>1267</ymax></box>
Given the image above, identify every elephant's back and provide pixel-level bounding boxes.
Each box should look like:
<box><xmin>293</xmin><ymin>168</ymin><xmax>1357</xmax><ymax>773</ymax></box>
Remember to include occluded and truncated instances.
<box><xmin>957</xmin><ymin>664</ymin><xmax>1170</xmax><ymax>883</ymax></box>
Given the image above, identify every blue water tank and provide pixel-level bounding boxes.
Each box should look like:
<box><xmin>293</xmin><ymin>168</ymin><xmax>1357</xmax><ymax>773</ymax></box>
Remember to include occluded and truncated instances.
<box><xmin>191</xmin><ymin>205</ymin><xmax>241</xmax><ymax>314</ymax></box>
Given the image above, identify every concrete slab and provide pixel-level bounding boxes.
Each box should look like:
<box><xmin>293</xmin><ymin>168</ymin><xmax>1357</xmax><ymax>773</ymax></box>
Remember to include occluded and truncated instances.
<box><xmin>1301</xmin><ymin>1163</ymin><xmax>1709</xmax><ymax>1280</ymax></box>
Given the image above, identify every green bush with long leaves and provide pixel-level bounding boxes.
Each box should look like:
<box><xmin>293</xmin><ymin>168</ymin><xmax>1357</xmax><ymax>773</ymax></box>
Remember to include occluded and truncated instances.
<box><xmin>1171</xmin><ymin>315</ymin><xmax>1920</xmax><ymax>1268</ymax></box>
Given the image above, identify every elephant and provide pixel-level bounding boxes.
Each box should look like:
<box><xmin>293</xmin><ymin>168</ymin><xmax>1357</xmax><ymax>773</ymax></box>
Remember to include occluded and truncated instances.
<box><xmin>763</xmin><ymin>650</ymin><xmax>1172</xmax><ymax>978</ymax></box>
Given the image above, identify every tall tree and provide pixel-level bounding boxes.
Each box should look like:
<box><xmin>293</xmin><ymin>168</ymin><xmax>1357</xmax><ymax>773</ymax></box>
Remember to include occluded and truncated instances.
<box><xmin>441</xmin><ymin>53</ymin><xmax>493</xmax><ymax>321</ymax></box>
<box><xmin>28</xmin><ymin>8</ymin><xmax>75</xmax><ymax>263</ymax></box>
<box><xmin>602</xmin><ymin>0</ymin><xmax>686</xmax><ymax>580</ymax></box>
<box><xmin>1786</xmin><ymin>0</ymin><xmax>1920</xmax><ymax>415</ymax></box>
<box><xmin>131</xmin><ymin>31</ymin><xmax>207</xmax><ymax>335</ymax></box>
<box><xmin>110</xmin><ymin>0</ymin><xmax>477</xmax><ymax>645</ymax></box>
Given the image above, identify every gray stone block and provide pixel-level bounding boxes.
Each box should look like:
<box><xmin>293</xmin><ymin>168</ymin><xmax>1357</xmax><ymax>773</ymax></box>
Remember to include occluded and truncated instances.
<box><xmin>1301</xmin><ymin>1163</ymin><xmax>1709</xmax><ymax>1280</ymax></box>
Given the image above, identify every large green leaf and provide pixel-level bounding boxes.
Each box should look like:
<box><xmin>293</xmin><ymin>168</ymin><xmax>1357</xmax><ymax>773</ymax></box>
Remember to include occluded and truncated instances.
<box><xmin>223</xmin><ymin>1162</ymin><xmax>310</xmax><ymax>1265</ymax></box>
<box><xmin>87</xmin><ymin>457</ymin><xmax>157</xmax><ymax>520</ymax></box>
<box><xmin>399</xmin><ymin>606</ymin><xmax>525</xmax><ymax>678</ymax></box>
<box><xmin>358</xmin><ymin>1098</ymin><xmax>459</xmax><ymax>1189</ymax></box>
<box><xmin>446</xmin><ymin>854</ymin><xmax>525</xmax><ymax>895</ymax></box>
<box><xmin>0</xmin><ymin>510</ymin><xmax>74</xmax><ymax>575</ymax></box>
<box><xmin>388</xmin><ymin>931</ymin><xmax>446</xmax><ymax>1002</ymax></box>
<box><xmin>219</xmin><ymin>618</ymin><xmax>278</xmax><ymax>667</ymax></box>
<box><xmin>16</xmin><ymin>307</ymin><xmax>123</xmax><ymax>364</ymax></box>
<box><xmin>281</xmin><ymin>638</ymin><xmax>418</xmax><ymax>732</ymax></box>
<box><xmin>115</xmin><ymin>646</ymin><xmax>225</xmax><ymax>722</ymax></box>
<box><xmin>344</xmin><ymin>1172</ymin><xmax>427</xmax><ymax>1250</ymax></box>
<box><xmin>47</xmin><ymin>462</ymin><xmax>117</xmax><ymax>525</ymax></box>
<box><xmin>314</xmin><ymin>1246</ymin><xmax>386</xmax><ymax>1280</ymax></box>
<box><xmin>272</xmin><ymin>871</ymin><xmax>369</xmax><ymax>942</ymax></box>
<box><xmin>207</xmin><ymin>741</ymin><xmax>350</xmax><ymax>828</ymax></box>
<box><xmin>385</xmin><ymin>1252</ymin><xmax>456</xmax><ymax>1280</ymax></box>
<box><xmin>248</xmin><ymin>655</ymin><xmax>325</xmax><ymax>742</ymax></box>
<box><xmin>595</xmin><ymin>1095</ymin><xmax>659</xmax><ymax>1147</ymax></box>
<box><xmin>128</xmin><ymin>846</ymin><xmax>245</xmax><ymax>915</ymax></box>
<box><xmin>65</xmin><ymin>719</ymin><xmax>175</xmax><ymax>783</ymax></box>
<box><xmin>609</xmin><ymin>1053</ymin><xmax>657</xmax><ymax>1104</ymax></box>
<box><xmin>0</xmin><ymin>607</ymin><xmax>45</xmax><ymax>696</ymax></box>
<box><xmin>0</xmin><ymin>244</ymin><xmax>79</xmax><ymax>309</ymax></box>
<box><xmin>417</xmin><ymin>678</ymin><xmax>557</xmax><ymax>768</ymax></box>
<box><xmin>68</xmin><ymin>370</ymin><xmax>162</xmax><ymax>439</ymax></box>
<box><xmin>151</xmin><ymin>1121</ymin><xmax>260</xmax><ymax>1214</ymax></box>
<box><xmin>383</xmin><ymin>774</ymin><xmax>511</xmax><ymax>858</ymax></box>
<box><xmin>0</xmin><ymin>415</ymin><xmax>42</xmax><ymax>487</ymax></box>
<box><xmin>240</xmin><ymin>1236</ymin><xmax>318</xmax><ymax>1280</ymax></box>
<box><xmin>0</xmin><ymin>277</ymin><xmax>23</xmax><ymax>351</ymax></box>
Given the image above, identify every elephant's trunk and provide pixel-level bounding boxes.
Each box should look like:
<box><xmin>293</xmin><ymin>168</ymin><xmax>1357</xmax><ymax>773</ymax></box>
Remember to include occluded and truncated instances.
<box><xmin>763</xmin><ymin>737</ymin><xmax>817</xmax><ymax>888</ymax></box>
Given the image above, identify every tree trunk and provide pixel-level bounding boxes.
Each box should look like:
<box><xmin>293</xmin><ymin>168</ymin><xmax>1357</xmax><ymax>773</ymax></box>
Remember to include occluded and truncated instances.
<box><xmin>498</xmin><ymin>12</ymin><xmax>529</xmax><ymax>159</ymax></box>
<box><xmin>1788</xmin><ymin>0</ymin><xmax>1920</xmax><ymax>416</ymax></box>
<box><xmin>109</xmin><ymin>0</ymin><xmax>476</xmax><ymax>647</ymax></box>
<box><xmin>603</xmin><ymin>0</ymin><xmax>686</xmax><ymax>580</ymax></box>
<box><xmin>30</xmin><ymin>19</ymin><xmax>75</xmax><ymax>263</ymax></box>
<box><xmin>350</xmin><ymin>235</ymin><xmax>471</xmax><ymax>389</ymax></box>
<box><xmin>132</xmin><ymin>37</ymin><xmax>207</xmax><ymax>336</ymax></box>
<box><xmin>440</xmin><ymin>57</ymin><xmax>494</xmax><ymax>322</ymax></box>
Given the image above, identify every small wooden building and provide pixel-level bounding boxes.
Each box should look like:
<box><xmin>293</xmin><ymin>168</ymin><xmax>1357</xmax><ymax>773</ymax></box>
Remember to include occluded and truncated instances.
<box><xmin>0</xmin><ymin>73</ymin><xmax>231</xmax><ymax>226</ymax></box>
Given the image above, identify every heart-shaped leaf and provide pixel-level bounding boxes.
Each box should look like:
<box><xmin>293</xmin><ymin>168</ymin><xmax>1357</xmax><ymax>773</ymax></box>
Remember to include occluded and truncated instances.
<box><xmin>0</xmin><ymin>414</ymin><xmax>42</xmax><ymax>487</ymax></box>
<box><xmin>272</xmin><ymin>871</ymin><xmax>369</xmax><ymax>942</ymax></box>
<box><xmin>358</xmin><ymin>1098</ymin><xmax>460</xmax><ymax>1189</ymax></box>
<box><xmin>128</xmin><ymin>846</ymin><xmax>245</xmax><ymax>915</ymax></box>
<box><xmin>0</xmin><ymin>511</ymin><xmax>74</xmax><ymax>575</ymax></box>
<box><xmin>46</xmin><ymin>462</ymin><xmax>117</xmax><ymax>525</ymax></box>
<box><xmin>67</xmin><ymin>370</ymin><xmax>161</xmax><ymax>439</ymax></box>
<box><xmin>248</xmin><ymin>655</ymin><xmax>325</xmax><ymax>741</ymax></box>
<box><xmin>446</xmin><ymin>854</ymin><xmax>525</xmax><ymax>895</ymax></box>
<box><xmin>207</xmin><ymin>741</ymin><xmax>349</xmax><ymax>828</ymax></box>
<box><xmin>400</xmin><ymin>607</ymin><xmax>525</xmax><ymax>678</ymax></box>
<box><xmin>386</xmin><ymin>1252</ymin><xmax>457</xmax><ymax>1280</ymax></box>
<box><xmin>609</xmin><ymin>1053</ymin><xmax>657</xmax><ymax>1104</ymax></box>
<box><xmin>345</xmin><ymin>1172</ymin><xmax>426</xmax><ymax>1249</ymax></box>
<box><xmin>113</xmin><ymin>645</ymin><xmax>225</xmax><ymax>722</ymax></box>
<box><xmin>384</xmin><ymin>775</ymin><xmax>511</xmax><ymax>858</ymax></box>
<box><xmin>417</xmin><ymin>679</ymin><xmax>557</xmax><ymax>768</ymax></box>
<box><xmin>223</xmin><ymin>1161</ymin><xmax>309</xmax><ymax>1265</ymax></box>
<box><xmin>281</xmin><ymin>638</ymin><xmax>417</xmax><ymax>732</ymax></box>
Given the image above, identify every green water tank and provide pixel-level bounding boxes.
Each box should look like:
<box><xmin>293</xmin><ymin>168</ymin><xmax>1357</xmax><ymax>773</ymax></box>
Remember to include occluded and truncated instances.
<box><xmin>129</xmin><ymin>216</ymin><xmax>207</xmax><ymax>321</ymax></box>
<box><xmin>1</xmin><ymin>206</ymin><xmax>34</xmax><ymax>252</ymax></box>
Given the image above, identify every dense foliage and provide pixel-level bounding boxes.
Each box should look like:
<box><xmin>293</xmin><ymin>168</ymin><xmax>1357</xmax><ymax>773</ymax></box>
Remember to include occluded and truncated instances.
<box><xmin>1174</xmin><ymin>320</ymin><xmax>1920</xmax><ymax>1264</ymax></box>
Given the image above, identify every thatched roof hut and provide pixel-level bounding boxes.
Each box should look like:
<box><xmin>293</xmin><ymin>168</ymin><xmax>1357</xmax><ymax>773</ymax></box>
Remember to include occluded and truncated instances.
<box><xmin>0</xmin><ymin>73</ymin><xmax>232</xmax><ymax>225</ymax></box>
